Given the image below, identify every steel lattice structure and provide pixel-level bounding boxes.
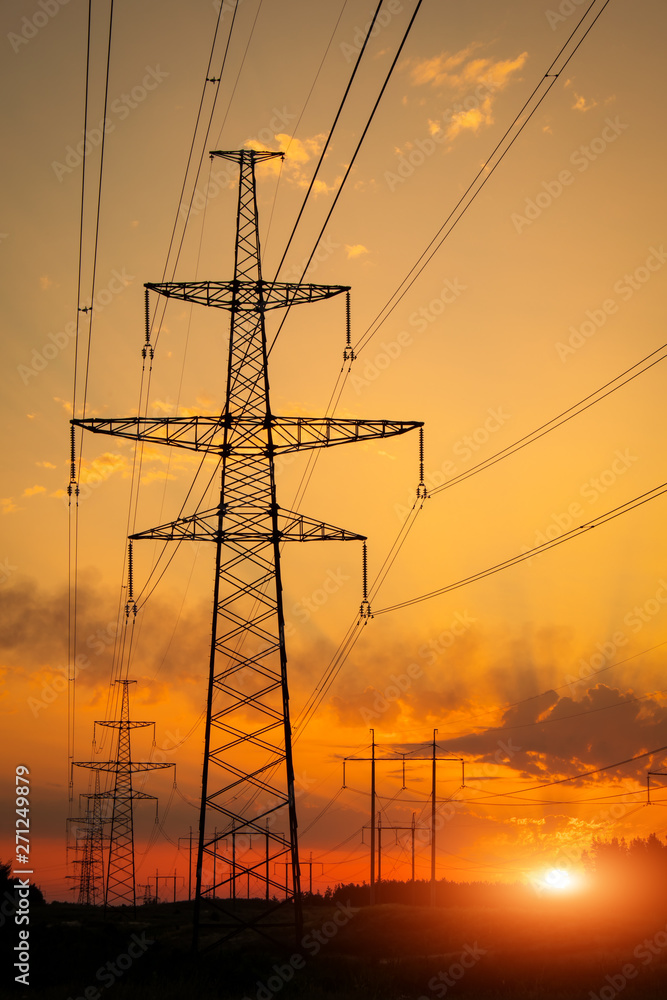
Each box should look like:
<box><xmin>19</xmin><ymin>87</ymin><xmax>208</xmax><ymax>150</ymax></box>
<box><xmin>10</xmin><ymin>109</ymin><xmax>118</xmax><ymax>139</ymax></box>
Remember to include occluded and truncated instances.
<box><xmin>73</xmin><ymin>680</ymin><xmax>174</xmax><ymax>907</ymax></box>
<box><xmin>72</xmin><ymin>149</ymin><xmax>422</xmax><ymax>946</ymax></box>
<box><xmin>72</xmin><ymin>772</ymin><xmax>106</xmax><ymax>906</ymax></box>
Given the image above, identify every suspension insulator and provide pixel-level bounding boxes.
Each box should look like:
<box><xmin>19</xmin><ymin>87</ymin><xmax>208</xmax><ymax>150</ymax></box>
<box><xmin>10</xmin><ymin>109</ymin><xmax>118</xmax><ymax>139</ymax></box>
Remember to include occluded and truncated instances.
<box><xmin>125</xmin><ymin>542</ymin><xmax>137</xmax><ymax>618</ymax></box>
<box><xmin>416</xmin><ymin>426</ymin><xmax>428</xmax><ymax>500</ymax></box>
<box><xmin>343</xmin><ymin>291</ymin><xmax>356</xmax><ymax>364</ymax></box>
<box><xmin>142</xmin><ymin>288</ymin><xmax>154</xmax><ymax>364</ymax></box>
<box><xmin>68</xmin><ymin>425</ymin><xmax>79</xmax><ymax>504</ymax></box>
<box><xmin>359</xmin><ymin>541</ymin><xmax>373</xmax><ymax>619</ymax></box>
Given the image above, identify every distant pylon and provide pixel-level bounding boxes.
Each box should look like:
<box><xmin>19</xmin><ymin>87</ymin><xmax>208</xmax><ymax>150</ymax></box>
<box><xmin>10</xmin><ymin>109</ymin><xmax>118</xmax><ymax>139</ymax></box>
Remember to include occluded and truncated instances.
<box><xmin>71</xmin><ymin>148</ymin><xmax>423</xmax><ymax>946</ymax></box>
<box><xmin>67</xmin><ymin>770</ymin><xmax>107</xmax><ymax>906</ymax></box>
<box><xmin>77</xmin><ymin>772</ymin><xmax>106</xmax><ymax>905</ymax></box>
<box><xmin>73</xmin><ymin>680</ymin><xmax>174</xmax><ymax>907</ymax></box>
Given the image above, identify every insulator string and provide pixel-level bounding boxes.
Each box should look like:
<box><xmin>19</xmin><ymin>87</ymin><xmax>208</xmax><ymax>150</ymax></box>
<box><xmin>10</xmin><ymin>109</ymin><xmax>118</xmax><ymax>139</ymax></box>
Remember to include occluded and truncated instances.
<box><xmin>417</xmin><ymin>426</ymin><xmax>427</xmax><ymax>500</ymax></box>
<box><xmin>360</xmin><ymin>541</ymin><xmax>373</xmax><ymax>620</ymax></box>
<box><xmin>67</xmin><ymin>424</ymin><xmax>79</xmax><ymax>504</ymax></box>
<box><xmin>142</xmin><ymin>287</ymin><xmax>154</xmax><ymax>365</ymax></box>
<box><xmin>125</xmin><ymin>541</ymin><xmax>137</xmax><ymax>618</ymax></box>
<box><xmin>343</xmin><ymin>290</ymin><xmax>355</xmax><ymax>367</ymax></box>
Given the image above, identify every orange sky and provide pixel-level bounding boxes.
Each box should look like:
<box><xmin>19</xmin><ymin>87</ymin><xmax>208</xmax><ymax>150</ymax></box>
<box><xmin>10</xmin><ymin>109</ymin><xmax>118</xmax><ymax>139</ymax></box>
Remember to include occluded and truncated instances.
<box><xmin>2</xmin><ymin>0</ymin><xmax>667</xmax><ymax>902</ymax></box>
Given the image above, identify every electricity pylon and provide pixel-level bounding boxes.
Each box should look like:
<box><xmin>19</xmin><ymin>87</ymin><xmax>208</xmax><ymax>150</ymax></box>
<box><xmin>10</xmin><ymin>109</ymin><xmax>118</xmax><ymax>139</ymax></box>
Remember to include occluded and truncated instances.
<box><xmin>67</xmin><ymin>771</ymin><xmax>107</xmax><ymax>906</ymax></box>
<box><xmin>73</xmin><ymin>772</ymin><xmax>106</xmax><ymax>905</ymax></box>
<box><xmin>71</xmin><ymin>148</ymin><xmax>423</xmax><ymax>946</ymax></box>
<box><xmin>73</xmin><ymin>679</ymin><xmax>174</xmax><ymax>907</ymax></box>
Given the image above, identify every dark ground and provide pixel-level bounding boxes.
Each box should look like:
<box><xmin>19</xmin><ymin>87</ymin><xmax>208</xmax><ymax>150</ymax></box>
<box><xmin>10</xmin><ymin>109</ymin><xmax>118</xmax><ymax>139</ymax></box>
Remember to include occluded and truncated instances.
<box><xmin>3</xmin><ymin>882</ymin><xmax>667</xmax><ymax>999</ymax></box>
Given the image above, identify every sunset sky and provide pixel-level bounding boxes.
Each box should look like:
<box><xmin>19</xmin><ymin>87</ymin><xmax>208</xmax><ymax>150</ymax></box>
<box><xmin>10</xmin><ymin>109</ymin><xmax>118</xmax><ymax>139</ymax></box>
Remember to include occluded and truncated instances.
<box><xmin>2</xmin><ymin>0</ymin><xmax>667</xmax><ymax>903</ymax></box>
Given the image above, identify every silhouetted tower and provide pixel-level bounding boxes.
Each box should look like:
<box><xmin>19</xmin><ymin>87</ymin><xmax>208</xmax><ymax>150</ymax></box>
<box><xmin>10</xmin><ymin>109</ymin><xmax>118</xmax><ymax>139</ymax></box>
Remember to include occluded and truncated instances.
<box><xmin>67</xmin><ymin>770</ymin><xmax>107</xmax><ymax>906</ymax></box>
<box><xmin>73</xmin><ymin>680</ymin><xmax>174</xmax><ymax>906</ymax></box>
<box><xmin>71</xmin><ymin>148</ymin><xmax>422</xmax><ymax>945</ymax></box>
<box><xmin>77</xmin><ymin>772</ymin><xmax>106</xmax><ymax>905</ymax></box>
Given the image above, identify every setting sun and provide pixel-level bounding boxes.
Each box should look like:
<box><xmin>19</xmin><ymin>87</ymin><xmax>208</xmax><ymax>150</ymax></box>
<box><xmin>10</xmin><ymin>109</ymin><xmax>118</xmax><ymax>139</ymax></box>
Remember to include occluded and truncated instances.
<box><xmin>543</xmin><ymin>868</ymin><xmax>573</xmax><ymax>891</ymax></box>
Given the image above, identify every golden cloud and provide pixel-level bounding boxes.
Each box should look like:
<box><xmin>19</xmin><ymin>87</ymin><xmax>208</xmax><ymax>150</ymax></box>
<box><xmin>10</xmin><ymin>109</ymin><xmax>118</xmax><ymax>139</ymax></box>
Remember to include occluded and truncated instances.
<box><xmin>246</xmin><ymin>133</ymin><xmax>343</xmax><ymax>195</ymax></box>
<box><xmin>408</xmin><ymin>48</ymin><xmax>528</xmax><ymax>142</ymax></box>
<box><xmin>345</xmin><ymin>244</ymin><xmax>369</xmax><ymax>259</ymax></box>
<box><xmin>78</xmin><ymin>452</ymin><xmax>128</xmax><ymax>485</ymax></box>
<box><xmin>572</xmin><ymin>92</ymin><xmax>598</xmax><ymax>113</ymax></box>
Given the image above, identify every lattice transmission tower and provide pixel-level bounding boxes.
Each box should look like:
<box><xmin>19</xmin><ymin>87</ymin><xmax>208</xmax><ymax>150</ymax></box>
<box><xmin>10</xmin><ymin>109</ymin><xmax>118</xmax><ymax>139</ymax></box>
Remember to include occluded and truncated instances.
<box><xmin>73</xmin><ymin>679</ymin><xmax>174</xmax><ymax>907</ymax></box>
<box><xmin>68</xmin><ymin>771</ymin><xmax>107</xmax><ymax>906</ymax></box>
<box><xmin>72</xmin><ymin>148</ymin><xmax>423</xmax><ymax>946</ymax></box>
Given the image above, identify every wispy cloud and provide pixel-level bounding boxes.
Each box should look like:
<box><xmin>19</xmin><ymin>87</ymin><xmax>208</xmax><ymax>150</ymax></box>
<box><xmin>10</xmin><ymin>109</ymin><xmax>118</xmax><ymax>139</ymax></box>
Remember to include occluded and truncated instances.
<box><xmin>345</xmin><ymin>244</ymin><xmax>369</xmax><ymax>259</ymax></box>
<box><xmin>246</xmin><ymin>133</ymin><xmax>343</xmax><ymax>194</ymax></box>
<box><xmin>410</xmin><ymin>47</ymin><xmax>527</xmax><ymax>93</ymax></box>
<box><xmin>79</xmin><ymin>452</ymin><xmax>127</xmax><ymax>485</ymax></box>
<box><xmin>408</xmin><ymin>47</ymin><xmax>528</xmax><ymax>142</ymax></box>
<box><xmin>572</xmin><ymin>92</ymin><xmax>597</xmax><ymax>113</ymax></box>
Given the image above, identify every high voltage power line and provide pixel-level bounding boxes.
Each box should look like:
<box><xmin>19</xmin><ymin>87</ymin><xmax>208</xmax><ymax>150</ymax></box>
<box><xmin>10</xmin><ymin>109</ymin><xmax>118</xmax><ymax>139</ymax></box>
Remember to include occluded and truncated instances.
<box><xmin>427</xmin><ymin>344</ymin><xmax>666</xmax><ymax>497</ymax></box>
<box><xmin>63</xmin><ymin>0</ymin><xmax>662</xmax><ymax>905</ymax></box>
<box><xmin>353</xmin><ymin>0</ymin><xmax>613</xmax><ymax>354</ymax></box>
<box><xmin>375</xmin><ymin>481</ymin><xmax>667</xmax><ymax>615</ymax></box>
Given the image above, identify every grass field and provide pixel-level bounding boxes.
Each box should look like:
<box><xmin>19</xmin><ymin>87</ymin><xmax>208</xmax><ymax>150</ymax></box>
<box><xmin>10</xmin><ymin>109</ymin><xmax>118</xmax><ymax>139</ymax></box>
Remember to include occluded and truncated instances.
<box><xmin>4</xmin><ymin>883</ymin><xmax>667</xmax><ymax>999</ymax></box>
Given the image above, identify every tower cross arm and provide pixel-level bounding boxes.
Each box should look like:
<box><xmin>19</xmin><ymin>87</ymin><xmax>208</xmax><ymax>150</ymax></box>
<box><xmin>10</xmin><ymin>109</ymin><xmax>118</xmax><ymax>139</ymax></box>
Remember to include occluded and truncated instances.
<box><xmin>71</xmin><ymin>416</ymin><xmax>423</xmax><ymax>456</ymax></box>
<box><xmin>145</xmin><ymin>280</ymin><xmax>349</xmax><ymax>311</ymax></box>
<box><xmin>272</xmin><ymin>418</ymin><xmax>423</xmax><ymax>454</ymax></box>
<box><xmin>73</xmin><ymin>761</ymin><xmax>174</xmax><ymax>773</ymax></box>
<box><xmin>129</xmin><ymin>508</ymin><xmax>366</xmax><ymax>543</ymax></box>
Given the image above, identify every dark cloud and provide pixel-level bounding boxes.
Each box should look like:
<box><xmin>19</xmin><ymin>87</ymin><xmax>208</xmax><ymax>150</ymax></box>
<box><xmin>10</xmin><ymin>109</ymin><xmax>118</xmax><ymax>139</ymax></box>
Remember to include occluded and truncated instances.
<box><xmin>0</xmin><ymin>574</ymin><xmax>210</xmax><ymax>694</ymax></box>
<box><xmin>439</xmin><ymin>683</ymin><xmax>667</xmax><ymax>780</ymax></box>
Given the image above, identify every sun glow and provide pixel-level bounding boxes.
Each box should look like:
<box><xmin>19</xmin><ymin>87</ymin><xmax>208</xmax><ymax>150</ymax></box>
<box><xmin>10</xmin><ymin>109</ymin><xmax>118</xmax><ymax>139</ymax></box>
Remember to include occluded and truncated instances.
<box><xmin>544</xmin><ymin>868</ymin><xmax>572</xmax><ymax>890</ymax></box>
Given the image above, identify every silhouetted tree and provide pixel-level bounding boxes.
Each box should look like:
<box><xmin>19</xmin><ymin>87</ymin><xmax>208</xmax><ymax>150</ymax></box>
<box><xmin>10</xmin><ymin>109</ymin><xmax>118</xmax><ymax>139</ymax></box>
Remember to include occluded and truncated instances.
<box><xmin>582</xmin><ymin>834</ymin><xmax>667</xmax><ymax>906</ymax></box>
